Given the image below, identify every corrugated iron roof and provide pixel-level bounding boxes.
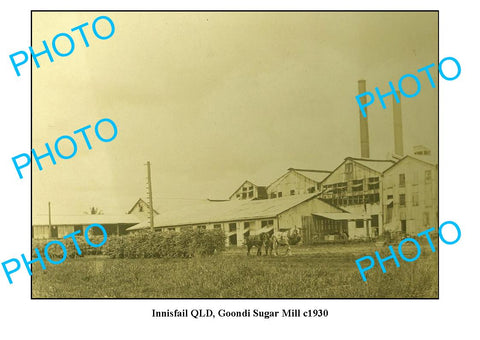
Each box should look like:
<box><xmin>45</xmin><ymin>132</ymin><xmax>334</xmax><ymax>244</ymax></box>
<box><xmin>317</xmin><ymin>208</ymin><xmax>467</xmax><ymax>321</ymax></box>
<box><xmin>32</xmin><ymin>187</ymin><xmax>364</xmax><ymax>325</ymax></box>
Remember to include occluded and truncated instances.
<box><xmin>351</xmin><ymin>158</ymin><xmax>396</xmax><ymax>173</ymax></box>
<box><xmin>312</xmin><ymin>212</ymin><xmax>369</xmax><ymax>220</ymax></box>
<box><xmin>33</xmin><ymin>214</ymin><xmax>140</xmax><ymax>226</ymax></box>
<box><xmin>293</xmin><ymin>169</ymin><xmax>331</xmax><ymax>183</ymax></box>
<box><xmin>128</xmin><ymin>193</ymin><xmax>322</xmax><ymax>230</ymax></box>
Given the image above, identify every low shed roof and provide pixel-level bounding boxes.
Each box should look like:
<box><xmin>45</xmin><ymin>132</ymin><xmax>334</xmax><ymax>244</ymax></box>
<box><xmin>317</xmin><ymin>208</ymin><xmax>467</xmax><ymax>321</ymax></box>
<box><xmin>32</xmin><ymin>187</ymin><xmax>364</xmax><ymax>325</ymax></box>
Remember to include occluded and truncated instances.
<box><xmin>128</xmin><ymin>193</ymin><xmax>322</xmax><ymax>230</ymax></box>
<box><xmin>33</xmin><ymin>214</ymin><xmax>140</xmax><ymax>226</ymax></box>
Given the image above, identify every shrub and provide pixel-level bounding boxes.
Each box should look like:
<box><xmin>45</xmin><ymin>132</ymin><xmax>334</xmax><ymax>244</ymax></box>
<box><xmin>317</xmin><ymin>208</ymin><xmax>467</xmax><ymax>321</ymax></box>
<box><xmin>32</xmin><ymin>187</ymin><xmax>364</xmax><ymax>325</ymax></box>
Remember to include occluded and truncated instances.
<box><xmin>102</xmin><ymin>229</ymin><xmax>226</xmax><ymax>259</ymax></box>
<box><xmin>32</xmin><ymin>235</ymin><xmax>107</xmax><ymax>260</ymax></box>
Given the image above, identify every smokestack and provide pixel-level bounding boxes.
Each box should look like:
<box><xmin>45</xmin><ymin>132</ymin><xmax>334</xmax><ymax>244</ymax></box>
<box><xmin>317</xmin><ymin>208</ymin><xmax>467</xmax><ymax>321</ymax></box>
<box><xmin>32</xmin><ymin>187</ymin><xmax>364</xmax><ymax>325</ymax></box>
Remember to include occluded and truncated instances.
<box><xmin>358</xmin><ymin>80</ymin><xmax>370</xmax><ymax>158</ymax></box>
<box><xmin>392</xmin><ymin>90</ymin><xmax>404</xmax><ymax>157</ymax></box>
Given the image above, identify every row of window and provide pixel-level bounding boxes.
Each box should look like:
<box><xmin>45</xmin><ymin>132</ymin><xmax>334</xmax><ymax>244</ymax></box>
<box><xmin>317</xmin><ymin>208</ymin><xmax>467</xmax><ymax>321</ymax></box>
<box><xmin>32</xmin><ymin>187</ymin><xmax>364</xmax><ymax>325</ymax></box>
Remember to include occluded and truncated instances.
<box><xmin>398</xmin><ymin>170</ymin><xmax>432</xmax><ymax>187</ymax></box>
<box><xmin>185</xmin><ymin>220</ymin><xmax>275</xmax><ymax>233</ymax></box>
<box><xmin>397</xmin><ymin>193</ymin><xmax>430</xmax><ymax>207</ymax></box>
<box><xmin>270</xmin><ymin>190</ymin><xmax>297</xmax><ymax>198</ymax></box>
<box><xmin>237</xmin><ymin>191</ymin><xmax>254</xmax><ymax>199</ymax></box>
<box><xmin>323</xmin><ymin>177</ymin><xmax>380</xmax><ymax>194</ymax></box>
<box><xmin>323</xmin><ymin>193</ymin><xmax>380</xmax><ymax>206</ymax></box>
<box><xmin>385</xmin><ymin>211</ymin><xmax>431</xmax><ymax>226</ymax></box>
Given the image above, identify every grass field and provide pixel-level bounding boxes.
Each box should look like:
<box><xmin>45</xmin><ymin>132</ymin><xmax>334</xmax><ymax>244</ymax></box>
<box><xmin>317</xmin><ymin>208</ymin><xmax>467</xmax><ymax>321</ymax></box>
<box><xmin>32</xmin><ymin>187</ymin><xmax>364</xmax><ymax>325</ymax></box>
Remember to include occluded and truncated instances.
<box><xmin>32</xmin><ymin>242</ymin><xmax>438</xmax><ymax>298</ymax></box>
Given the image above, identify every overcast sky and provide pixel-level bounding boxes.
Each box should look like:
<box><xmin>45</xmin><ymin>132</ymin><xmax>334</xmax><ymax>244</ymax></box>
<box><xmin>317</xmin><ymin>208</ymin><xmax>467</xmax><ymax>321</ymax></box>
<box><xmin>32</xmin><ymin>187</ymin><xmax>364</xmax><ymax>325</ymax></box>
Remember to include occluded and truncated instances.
<box><xmin>32</xmin><ymin>11</ymin><xmax>438</xmax><ymax>215</ymax></box>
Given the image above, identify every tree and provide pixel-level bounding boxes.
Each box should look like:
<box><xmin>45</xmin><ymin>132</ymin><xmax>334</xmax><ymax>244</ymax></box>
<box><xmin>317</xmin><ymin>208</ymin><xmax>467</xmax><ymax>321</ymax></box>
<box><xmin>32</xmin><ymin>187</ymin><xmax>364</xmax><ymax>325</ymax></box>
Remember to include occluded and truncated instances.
<box><xmin>84</xmin><ymin>206</ymin><xmax>103</xmax><ymax>215</ymax></box>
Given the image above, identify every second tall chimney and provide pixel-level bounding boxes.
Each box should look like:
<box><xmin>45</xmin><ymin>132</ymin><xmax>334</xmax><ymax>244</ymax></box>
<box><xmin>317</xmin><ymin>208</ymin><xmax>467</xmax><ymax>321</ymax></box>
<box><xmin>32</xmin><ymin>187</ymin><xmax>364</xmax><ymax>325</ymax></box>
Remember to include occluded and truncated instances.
<box><xmin>392</xmin><ymin>91</ymin><xmax>404</xmax><ymax>157</ymax></box>
<box><xmin>358</xmin><ymin>80</ymin><xmax>370</xmax><ymax>158</ymax></box>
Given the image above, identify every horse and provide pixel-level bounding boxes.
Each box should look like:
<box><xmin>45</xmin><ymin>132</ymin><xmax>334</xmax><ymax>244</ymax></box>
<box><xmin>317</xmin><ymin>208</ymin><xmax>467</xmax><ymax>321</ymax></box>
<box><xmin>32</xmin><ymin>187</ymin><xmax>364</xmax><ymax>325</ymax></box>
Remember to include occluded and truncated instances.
<box><xmin>267</xmin><ymin>228</ymin><xmax>301</xmax><ymax>256</ymax></box>
<box><xmin>244</xmin><ymin>232</ymin><xmax>269</xmax><ymax>256</ymax></box>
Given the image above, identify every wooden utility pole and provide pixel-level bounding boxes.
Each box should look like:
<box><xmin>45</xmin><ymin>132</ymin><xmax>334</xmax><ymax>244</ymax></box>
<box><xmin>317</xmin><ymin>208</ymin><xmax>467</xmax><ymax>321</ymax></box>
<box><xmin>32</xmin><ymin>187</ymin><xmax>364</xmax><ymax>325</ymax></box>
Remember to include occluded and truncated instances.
<box><xmin>146</xmin><ymin>161</ymin><xmax>154</xmax><ymax>231</ymax></box>
<box><xmin>48</xmin><ymin>201</ymin><xmax>52</xmax><ymax>238</ymax></box>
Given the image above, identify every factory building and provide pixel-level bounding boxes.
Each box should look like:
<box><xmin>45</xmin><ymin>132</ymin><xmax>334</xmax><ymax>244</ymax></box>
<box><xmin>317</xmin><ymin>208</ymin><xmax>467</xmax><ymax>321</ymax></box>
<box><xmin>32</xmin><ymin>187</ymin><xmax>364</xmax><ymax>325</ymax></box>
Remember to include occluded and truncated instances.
<box><xmin>266</xmin><ymin>168</ymin><xmax>331</xmax><ymax>198</ymax></box>
<box><xmin>127</xmin><ymin>193</ymin><xmax>368</xmax><ymax>246</ymax></box>
<box><xmin>319</xmin><ymin>157</ymin><xmax>395</xmax><ymax>238</ymax></box>
<box><xmin>382</xmin><ymin>155</ymin><xmax>438</xmax><ymax>235</ymax></box>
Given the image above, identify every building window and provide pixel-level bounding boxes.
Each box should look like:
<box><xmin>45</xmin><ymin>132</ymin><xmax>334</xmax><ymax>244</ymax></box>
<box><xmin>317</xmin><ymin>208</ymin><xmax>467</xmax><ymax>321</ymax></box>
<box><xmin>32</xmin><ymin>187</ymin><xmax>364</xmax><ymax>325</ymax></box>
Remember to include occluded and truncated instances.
<box><xmin>213</xmin><ymin>224</ymin><xmax>222</xmax><ymax>229</ymax></box>
<box><xmin>236</xmin><ymin>194</ymin><xmax>241</xmax><ymax>198</ymax></box>
<box><xmin>270</xmin><ymin>193</ymin><xmax>277</xmax><ymax>199</ymax></box>
<box><xmin>168</xmin><ymin>227</ymin><xmax>176</xmax><ymax>231</ymax></box>
<box><xmin>278</xmin><ymin>192</ymin><xmax>282</xmax><ymax>198</ymax></box>
<box><xmin>356</xmin><ymin>220</ymin><xmax>364</xmax><ymax>228</ymax></box>
<box><xmin>412</xmin><ymin>192</ymin><xmax>419</xmax><ymax>206</ymax></box>
<box><xmin>244</xmin><ymin>222</ymin><xmax>250</xmax><ymax>229</ymax></box>
<box><xmin>399</xmin><ymin>194</ymin><xmax>406</xmax><ymax>206</ymax></box>
<box><xmin>248</xmin><ymin>191</ymin><xmax>253</xmax><ymax>198</ymax></box>
<box><xmin>399</xmin><ymin>173</ymin><xmax>405</xmax><ymax>187</ymax></box>
<box><xmin>229</xmin><ymin>223</ymin><xmax>237</xmax><ymax>232</ymax></box>
<box><xmin>368</xmin><ymin>177</ymin><xmax>379</xmax><ymax>190</ymax></box>
<box><xmin>290</xmin><ymin>190</ymin><xmax>295</xmax><ymax>195</ymax></box>
<box><xmin>308</xmin><ymin>186</ymin><xmax>315</xmax><ymax>193</ymax></box>
<box><xmin>261</xmin><ymin>220</ymin><xmax>274</xmax><ymax>228</ymax></box>
<box><xmin>249</xmin><ymin>186</ymin><xmax>253</xmax><ymax>190</ymax></box>
<box><xmin>197</xmin><ymin>225</ymin><xmax>206</xmax><ymax>230</ymax></box>
<box><xmin>423</xmin><ymin>212</ymin><xmax>430</xmax><ymax>226</ymax></box>
<box><xmin>242</xmin><ymin>193</ymin><xmax>247</xmax><ymax>199</ymax></box>
<box><xmin>352</xmin><ymin>179</ymin><xmax>363</xmax><ymax>192</ymax></box>
<box><xmin>345</xmin><ymin>163</ymin><xmax>353</xmax><ymax>173</ymax></box>
<box><xmin>243</xmin><ymin>187</ymin><xmax>247</xmax><ymax>191</ymax></box>
<box><xmin>139</xmin><ymin>205</ymin><xmax>143</xmax><ymax>212</ymax></box>
<box><xmin>425</xmin><ymin>170</ymin><xmax>432</xmax><ymax>184</ymax></box>
<box><xmin>371</xmin><ymin>215</ymin><xmax>379</xmax><ymax>227</ymax></box>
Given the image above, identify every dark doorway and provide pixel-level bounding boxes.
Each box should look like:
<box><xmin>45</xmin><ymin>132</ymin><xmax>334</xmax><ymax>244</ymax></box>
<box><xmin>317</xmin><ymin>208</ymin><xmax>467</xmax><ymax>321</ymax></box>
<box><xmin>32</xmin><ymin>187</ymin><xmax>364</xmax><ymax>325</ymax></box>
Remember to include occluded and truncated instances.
<box><xmin>229</xmin><ymin>233</ymin><xmax>237</xmax><ymax>246</ymax></box>
<box><xmin>51</xmin><ymin>226</ymin><xmax>58</xmax><ymax>238</ymax></box>
<box><xmin>401</xmin><ymin>220</ymin><xmax>407</xmax><ymax>234</ymax></box>
<box><xmin>371</xmin><ymin>215</ymin><xmax>379</xmax><ymax>237</ymax></box>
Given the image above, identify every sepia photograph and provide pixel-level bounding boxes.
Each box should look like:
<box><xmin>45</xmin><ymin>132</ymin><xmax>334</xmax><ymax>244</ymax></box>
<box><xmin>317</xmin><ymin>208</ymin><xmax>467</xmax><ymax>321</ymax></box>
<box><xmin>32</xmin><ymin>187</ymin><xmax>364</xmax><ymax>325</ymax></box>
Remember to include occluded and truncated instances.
<box><xmin>31</xmin><ymin>11</ymin><xmax>438</xmax><ymax>298</ymax></box>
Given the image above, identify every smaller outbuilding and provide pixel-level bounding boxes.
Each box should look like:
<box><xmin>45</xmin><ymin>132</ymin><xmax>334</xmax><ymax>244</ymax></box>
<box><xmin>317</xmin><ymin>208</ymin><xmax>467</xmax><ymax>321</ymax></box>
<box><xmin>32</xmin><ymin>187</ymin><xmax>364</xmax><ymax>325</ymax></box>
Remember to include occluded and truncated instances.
<box><xmin>32</xmin><ymin>214</ymin><xmax>141</xmax><ymax>239</ymax></box>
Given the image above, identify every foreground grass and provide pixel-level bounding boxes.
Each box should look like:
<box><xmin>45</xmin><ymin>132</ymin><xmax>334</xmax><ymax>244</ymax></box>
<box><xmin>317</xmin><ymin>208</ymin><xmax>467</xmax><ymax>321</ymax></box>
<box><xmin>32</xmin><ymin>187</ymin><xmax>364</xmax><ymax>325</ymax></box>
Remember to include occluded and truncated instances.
<box><xmin>32</xmin><ymin>243</ymin><xmax>438</xmax><ymax>298</ymax></box>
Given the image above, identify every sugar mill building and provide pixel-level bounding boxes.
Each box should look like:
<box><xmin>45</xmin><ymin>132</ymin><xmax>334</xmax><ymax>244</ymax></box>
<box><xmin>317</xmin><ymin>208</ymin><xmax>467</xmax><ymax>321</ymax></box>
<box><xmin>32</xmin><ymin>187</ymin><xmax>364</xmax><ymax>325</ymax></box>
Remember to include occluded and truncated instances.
<box><xmin>127</xmin><ymin>193</ymin><xmax>367</xmax><ymax>246</ymax></box>
<box><xmin>319</xmin><ymin>157</ymin><xmax>395</xmax><ymax>238</ymax></box>
<box><xmin>382</xmin><ymin>155</ymin><xmax>438</xmax><ymax>235</ymax></box>
<box><xmin>266</xmin><ymin>168</ymin><xmax>331</xmax><ymax>198</ymax></box>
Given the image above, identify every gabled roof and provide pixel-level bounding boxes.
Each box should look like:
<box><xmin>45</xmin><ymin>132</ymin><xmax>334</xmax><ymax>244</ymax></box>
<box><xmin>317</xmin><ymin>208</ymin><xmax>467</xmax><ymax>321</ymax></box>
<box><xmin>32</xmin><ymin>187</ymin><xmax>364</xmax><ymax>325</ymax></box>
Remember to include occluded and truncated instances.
<box><xmin>33</xmin><ymin>214</ymin><xmax>140</xmax><ymax>226</ymax></box>
<box><xmin>347</xmin><ymin>157</ymin><xmax>396</xmax><ymax>173</ymax></box>
<box><xmin>320</xmin><ymin>157</ymin><xmax>396</xmax><ymax>184</ymax></box>
<box><xmin>383</xmin><ymin>155</ymin><xmax>436</xmax><ymax>173</ymax></box>
<box><xmin>289</xmin><ymin>168</ymin><xmax>332</xmax><ymax>183</ymax></box>
<box><xmin>267</xmin><ymin>168</ymin><xmax>332</xmax><ymax>190</ymax></box>
<box><xmin>228</xmin><ymin>180</ymin><xmax>265</xmax><ymax>199</ymax></box>
<box><xmin>127</xmin><ymin>198</ymin><xmax>160</xmax><ymax>215</ymax></box>
<box><xmin>127</xmin><ymin>193</ymin><xmax>327</xmax><ymax>230</ymax></box>
<box><xmin>128</xmin><ymin>197</ymin><xmax>219</xmax><ymax>215</ymax></box>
